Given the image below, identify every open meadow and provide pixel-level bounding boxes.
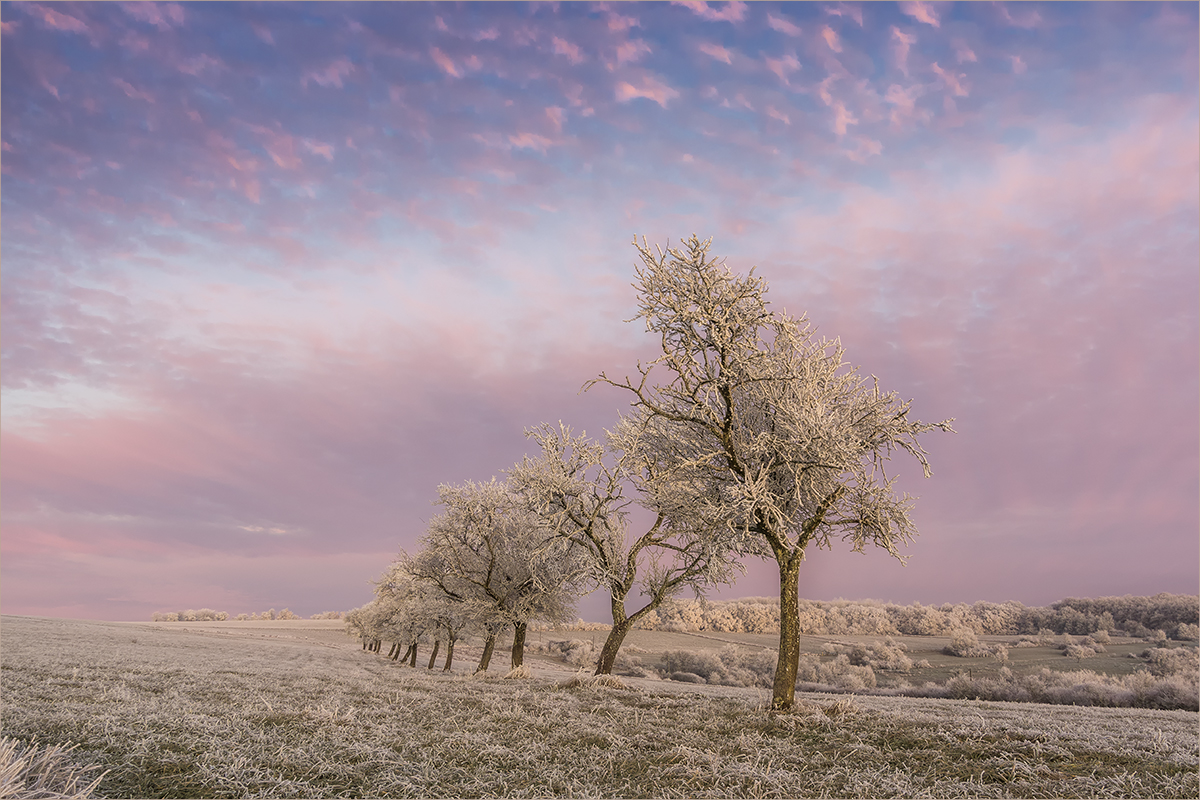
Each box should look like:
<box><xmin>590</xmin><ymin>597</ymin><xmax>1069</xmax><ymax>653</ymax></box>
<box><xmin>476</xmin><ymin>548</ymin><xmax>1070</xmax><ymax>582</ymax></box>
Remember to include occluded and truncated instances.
<box><xmin>2</xmin><ymin>615</ymin><xmax>1197</xmax><ymax>798</ymax></box>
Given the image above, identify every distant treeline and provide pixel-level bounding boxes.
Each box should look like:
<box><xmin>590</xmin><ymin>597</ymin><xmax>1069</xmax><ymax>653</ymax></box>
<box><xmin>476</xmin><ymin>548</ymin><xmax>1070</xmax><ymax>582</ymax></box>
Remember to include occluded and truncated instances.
<box><xmin>638</xmin><ymin>593</ymin><xmax>1200</xmax><ymax>640</ymax></box>
<box><xmin>151</xmin><ymin>608</ymin><xmax>344</xmax><ymax>622</ymax></box>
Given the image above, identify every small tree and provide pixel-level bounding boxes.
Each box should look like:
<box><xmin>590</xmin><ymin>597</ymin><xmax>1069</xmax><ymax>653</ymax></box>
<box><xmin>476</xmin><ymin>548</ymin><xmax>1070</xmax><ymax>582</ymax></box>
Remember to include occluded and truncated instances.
<box><xmin>412</xmin><ymin>478</ymin><xmax>579</xmax><ymax>672</ymax></box>
<box><xmin>509</xmin><ymin>422</ymin><xmax>744</xmax><ymax>675</ymax></box>
<box><xmin>590</xmin><ymin>235</ymin><xmax>953</xmax><ymax>709</ymax></box>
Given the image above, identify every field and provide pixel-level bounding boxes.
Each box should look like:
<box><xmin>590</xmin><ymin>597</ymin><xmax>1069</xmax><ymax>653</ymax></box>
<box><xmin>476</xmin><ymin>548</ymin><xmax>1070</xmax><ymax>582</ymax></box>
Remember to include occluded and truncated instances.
<box><xmin>2</xmin><ymin>616</ymin><xmax>1197</xmax><ymax>798</ymax></box>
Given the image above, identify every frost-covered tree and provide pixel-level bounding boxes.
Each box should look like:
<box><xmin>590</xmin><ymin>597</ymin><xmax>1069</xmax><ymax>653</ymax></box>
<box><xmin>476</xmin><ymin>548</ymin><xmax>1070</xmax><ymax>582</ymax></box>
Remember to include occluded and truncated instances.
<box><xmin>509</xmin><ymin>423</ymin><xmax>744</xmax><ymax>674</ymax></box>
<box><xmin>412</xmin><ymin>478</ymin><xmax>579</xmax><ymax>671</ymax></box>
<box><xmin>590</xmin><ymin>235</ymin><xmax>954</xmax><ymax>709</ymax></box>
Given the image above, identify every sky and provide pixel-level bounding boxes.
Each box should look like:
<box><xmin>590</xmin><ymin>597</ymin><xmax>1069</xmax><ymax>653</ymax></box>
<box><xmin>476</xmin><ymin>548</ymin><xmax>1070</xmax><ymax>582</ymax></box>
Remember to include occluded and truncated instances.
<box><xmin>2</xmin><ymin>1</ymin><xmax>1197</xmax><ymax>623</ymax></box>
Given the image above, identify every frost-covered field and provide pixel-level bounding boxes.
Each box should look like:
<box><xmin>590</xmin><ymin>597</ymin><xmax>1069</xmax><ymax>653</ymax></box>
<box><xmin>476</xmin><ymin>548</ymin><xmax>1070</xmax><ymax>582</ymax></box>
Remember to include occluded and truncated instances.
<box><xmin>2</xmin><ymin>616</ymin><xmax>1197</xmax><ymax>798</ymax></box>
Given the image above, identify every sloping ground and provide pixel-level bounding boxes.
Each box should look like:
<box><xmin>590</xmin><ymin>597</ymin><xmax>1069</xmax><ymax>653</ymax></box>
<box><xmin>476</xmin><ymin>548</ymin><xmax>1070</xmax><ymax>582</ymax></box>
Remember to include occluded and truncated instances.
<box><xmin>1</xmin><ymin>616</ymin><xmax>1196</xmax><ymax>798</ymax></box>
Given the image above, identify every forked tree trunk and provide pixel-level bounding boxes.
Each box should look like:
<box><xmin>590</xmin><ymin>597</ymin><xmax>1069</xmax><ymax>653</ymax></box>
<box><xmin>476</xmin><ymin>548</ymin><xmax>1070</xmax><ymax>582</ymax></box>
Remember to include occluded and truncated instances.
<box><xmin>427</xmin><ymin>640</ymin><xmax>441</xmax><ymax>669</ymax></box>
<box><xmin>772</xmin><ymin>555</ymin><xmax>803</xmax><ymax>710</ymax></box>
<box><xmin>443</xmin><ymin>637</ymin><xmax>456</xmax><ymax>671</ymax></box>
<box><xmin>595</xmin><ymin>596</ymin><xmax>637</xmax><ymax>675</ymax></box>
<box><xmin>401</xmin><ymin>642</ymin><xmax>415</xmax><ymax>664</ymax></box>
<box><xmin>388</xmin><ymin>643</ymin><xmax>399</xmax><ymax>660</ymax></box>
<box><xmin>510</xmin><ymin>621</ymin><xmax>527</xmax><ymax>669</ymax></box>
<box><xmin>476</xmin><ymin>631</ymin><xmax>498</xmax><ymax>673</ymax></box>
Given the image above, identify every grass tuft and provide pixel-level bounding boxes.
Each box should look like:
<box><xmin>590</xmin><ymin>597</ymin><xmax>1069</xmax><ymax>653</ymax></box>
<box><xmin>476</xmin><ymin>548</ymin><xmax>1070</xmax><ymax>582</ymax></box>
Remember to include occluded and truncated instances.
<box><xmin>0</xmin><ymin>736</ymin><xmax>107</xmax><ymax>799</ymax></box>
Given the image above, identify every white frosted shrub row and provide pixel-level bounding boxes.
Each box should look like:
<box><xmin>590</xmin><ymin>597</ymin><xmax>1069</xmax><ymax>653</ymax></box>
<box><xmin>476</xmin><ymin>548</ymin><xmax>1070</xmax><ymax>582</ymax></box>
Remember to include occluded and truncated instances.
<box><xmin>644</xmin><ymin>594</ymin><xmax>1199</xmax><ymax>639</ymax></box>
<box><xmin>647</xmin><ymin>640</ymin><xmax>1199</xmax><ymax>710</ymax></box>
<box><xmin>150</xmin><ymin>607</ymin><xmax>341</xmax><ymax>621</ymax></box>
<box><xmin>907</xmin><ymin>666</ymin><xmax>1199</xmax><ymax>710</ymax></box>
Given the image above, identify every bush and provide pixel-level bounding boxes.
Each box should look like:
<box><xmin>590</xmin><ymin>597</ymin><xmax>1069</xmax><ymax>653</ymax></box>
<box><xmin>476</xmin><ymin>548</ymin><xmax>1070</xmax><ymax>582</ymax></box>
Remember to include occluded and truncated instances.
<box><xmin>546</xmin><ymin>639</ymin><xmax>597</xmax><ymax>669</ymax></box>
<box><xmin>1175</xmin><ymin>623</ymin><xmax>1200</xmax><ymax>641</ymax></box>
<box><xmin>1144</xmin><ymin>646</ymin><xmax>1199</xmax><ymax>678</ymax></box>
<box><xmin>668</xmin><ymin>672</ymin><xmax>706</xmax><ymax>684</ymax></box>
<box><xmin>795</xmin><ymin>654</ymin><xmax>876</xmax><ymax>692</ymax></box>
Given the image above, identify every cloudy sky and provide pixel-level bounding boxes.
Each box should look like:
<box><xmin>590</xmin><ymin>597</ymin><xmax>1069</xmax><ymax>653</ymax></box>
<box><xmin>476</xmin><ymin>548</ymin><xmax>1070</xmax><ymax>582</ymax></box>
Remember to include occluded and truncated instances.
<box><xmin>2</xmin><ymin>1</ymin><xmax>1197</xmax><ymax>622</ymax></box>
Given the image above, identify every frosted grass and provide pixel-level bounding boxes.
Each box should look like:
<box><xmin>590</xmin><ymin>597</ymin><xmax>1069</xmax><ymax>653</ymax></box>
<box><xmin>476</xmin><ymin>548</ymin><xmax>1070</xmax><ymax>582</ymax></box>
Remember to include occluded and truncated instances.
<box><xmin>2</xmin><ymin>616</ymin><xmax>1196</xmax><ymax>798</ymax></box>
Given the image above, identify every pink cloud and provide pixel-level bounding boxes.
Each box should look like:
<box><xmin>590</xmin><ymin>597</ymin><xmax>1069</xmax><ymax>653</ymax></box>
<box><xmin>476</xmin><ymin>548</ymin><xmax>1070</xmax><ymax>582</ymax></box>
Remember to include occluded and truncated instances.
<box><xmin>303</xmin><ymin>57</ymin><xmax>355</xmax><ymax>88</ymax></box>
<box><xmin>832</xmin><ymin>101</ymin><xmax>858</xmax><ymax>135</ymax></box>
<box><xmin>545</xmin><ymin>106</ymin><xmax>566</xmax><ymax>133</ymax></box>
<box><xmin>251</xmin><ymin>22</ymin><xmax>274</xmax><ymax>45</ymax></box>
<box><xmin>699</xmin><ymin>42</ymin><xmax>733</xmax><ymax>64</ymax></box>
<box><xmin>242</xmin><ymin>178</ymin><xmax>261</xmax><ymax>203</ymax></box>
<box><xmin>671</xmin><ymin>1</ymin><xmax>748</xmax><ymax>23</ymax></box>
<box><xmin>178</xmin><ymin>54</ymin><xmax>224</xmax><ymax>76</ymax></box>
<box><xmin>611</xmin><ymin>39</ymin><xmax>652</xmax><ymax>69</ymax></box>
<box><xmin>953</xmin><ymin>38</ymin><xmax>978</xmax><ymax>64</ymax></box>
<box><xmin>996</xmin><ymin>2</ymin><xmax>1043</xmax><ymax>29</ymax></box>
<box><xmin>602</xmin><ymin>6</ymin><xmax>640</xmax><ymax>32</ymax></box>
<box><xmin>764</xmin><ymin>53</ymin><xmax>801</xmax><ymax>85</ymax></box>
<box><xmin>825</xmin><ymin>3</ymin><xmax>864</xmax><ymax>27</ymax></box>
<box><xmin>892</xmin><ymin>27</ymin><xmax>917</xmax><ymax>76</ymax></box>
<box><xmin>614</xmin><ymin>74</ymin><xmax>680</xmax><ymax>107</ymax></box>
<box><xmin>1011</xmin><ymin>55</ymin><xmax>1027</xmax><ymax>74</ymax></box>
<box><xmin>24</xmin><ymin>4</ymin><xmax>89</xmax><ymax>34</ymax></box>
<box><xmin>552</xmin><ymin>36</ymin><xmax>585</xmax><ymax>64</ymax></box>
<box><xmin>248</xmin><ymin>124</ymin><xmax>301</xmax><ymax>169</ymax></box>
<box><xmin>767</xmin><ymin>14</ymin><xmax>802</xmax><ymax>36</ymax></box>
<box><xmin>508</xmin><ymin>132</ymin><xmax>556</xmax><ymax>153</ymax></box>
<box><xmin>900</xmin><ymin>1</ymin><xmax>940</xmax><ymax>28</ymax></box>
<box><xmin>2</xmin><ymin>20</ymin><xmax>20</xmax><ymax>35</ymax></box>
<box><xmin>885</xmin><ymin>83</ymin><xmax>929</xmax><ymax>127</ymax></box>
<box><xmin>113</xmin><ymin>78</ymin><xmax>155</xmax><ymax>103</ymax></box>
<box><xmin>931</xmin><ymin>61</ymin><xmax>969</xmax><ymax>96</ymax></box>
<box><xmin>429</xmin><ymin>47</ymin><xmax>460</xmax><ymax>78</ymax></box>
<box><xmin>303</xmin><ymin>140</ymin><xmax>335</xmax><ymax>161</ymax></box>
<box><xmin>120</xmin><ymin>2</ymin><xmax>185</xmax><ymax>31</ymax></box>
<box><xmin>766</xmin><ymin>106</ymin><xmax>790</xmax><ymax>126</ymax></box>
<box><xmin>821</xmin><ymin>25</ymin><xmax>843</xmax><ymax>53</ymax></box>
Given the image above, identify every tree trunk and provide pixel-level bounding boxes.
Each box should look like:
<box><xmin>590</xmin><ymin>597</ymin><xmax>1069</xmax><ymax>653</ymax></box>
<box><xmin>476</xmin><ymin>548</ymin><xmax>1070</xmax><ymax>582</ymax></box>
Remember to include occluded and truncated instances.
<box><xmin>362</xmin><ymin>637</ymin><xmax>369</xmax><ymax>651</ymax></box>
<box><xmin>443</xmin><ymin>637</ymin><xmax>456</xmax><ymax>671</ymax></box>
<box><xmin>476</xmin><ymin>631</ymin><xmax>497</xmax><ymax>673</ymax></box>
<box><xmin>595</xmin><ymin>595</ymin><xmax>636</xmax><ymax>675</ymax></box>
<box><xmin>408</xmin><ymin>643</ymin><xmax>418</xmax><ymax>667</ymax></box>
<box><xmin>511</xmin><ymin>621</ymin><xmax>527</xmax><ymax>669</ymax></box>
<box><xmin>772</xmin><ymin>555</ymin><xmax>802</xmax><ymax>710</ymax></box>
<box><xmin>427</xmin><ymin>640</ymin><xmax>441</xmax><ymax>669</ymax></box>
<box><xmin>401</xmin><ymin>642</ymin><xmax>415</xmax><ymax>664</ymax></box>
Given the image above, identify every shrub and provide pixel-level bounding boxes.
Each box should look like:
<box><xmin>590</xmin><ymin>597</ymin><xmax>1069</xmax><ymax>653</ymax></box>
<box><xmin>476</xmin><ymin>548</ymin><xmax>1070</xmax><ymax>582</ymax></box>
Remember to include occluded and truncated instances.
<box><xmin>1144</xmin><ymin>646</ymin><xmax>1200</xmax><ymax>678</ymax></box>
<box><xmin>1064</xmin><ymin>644</ymin><xmax>1098</xmax><ymax>660</ymax></box>
<box><xmin>668</xmin><ymin>672</ymin><xmax>706</xmax><ymax>684</ymax></box>
<box><xmin>661</xmin><ymin>650</ymin><xmax>723</xmax><ymax>679</ymax></box>
<box><xmin>546</xmin><ymin>639</ymin><xmax>597</xmax><ymax>669</ymax></box>
<box><xmin>1175</xmin><ymin>623</ymin><xmax>1200</xmax><ymax>641</ymax></box>
<box><xmin>944</xmin><ymin>627</ymin><xmax>981</xmax><ymax>657</ymax></box>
